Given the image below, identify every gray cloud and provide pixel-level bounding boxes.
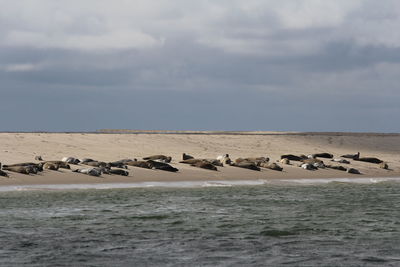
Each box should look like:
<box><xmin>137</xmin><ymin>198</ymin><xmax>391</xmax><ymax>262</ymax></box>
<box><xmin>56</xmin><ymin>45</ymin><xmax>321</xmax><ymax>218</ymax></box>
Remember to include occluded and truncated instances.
<box><xmin>0</xmin><ymin>0</ymin><xmax>399</xmax><ymax>132</ymax></box>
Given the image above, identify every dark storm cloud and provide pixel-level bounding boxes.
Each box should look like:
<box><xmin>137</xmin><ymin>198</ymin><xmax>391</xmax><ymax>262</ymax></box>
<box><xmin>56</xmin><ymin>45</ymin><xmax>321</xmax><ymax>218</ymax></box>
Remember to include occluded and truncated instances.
<box><xmin>0</xmin><ymin>0</ymin><xmax>399</xmax><ymax>131</ymax></box>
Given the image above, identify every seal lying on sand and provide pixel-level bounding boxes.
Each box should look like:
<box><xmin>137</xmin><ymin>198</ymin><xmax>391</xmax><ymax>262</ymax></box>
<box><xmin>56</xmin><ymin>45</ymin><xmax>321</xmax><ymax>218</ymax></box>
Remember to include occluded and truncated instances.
<box><xmin>180</xmin><ymin>159</ymin><xmax>203</xmax><ymax>164</ymax></box>
<box><xmin>281</xmin><ymin>154</ymin><xmax>306</xmax><ymax>161</ymax></box>
<box><xmin>2</xmin><ymin>165</ymin><xmax>31</xmax><ymax>174</ymax></box>
<box><xmin>43</xmin><ymin>162</ymin><xmax>59</xmax><ymax>170</ymax></box>
<box><xmin>280</xmin><ymin>158</ymin><xmax>290</xmax><ymax>165</ymax></box>
<box><xmin>107</xmin><ymin>169</ymin><xmax>129</xmax><ymax>176</ymax></box>
<box><xmin>107</xmin><ymin>161</ymin><xmax>128</xmax><ymax>169</ymax></box>
<box><xmin>80</xmin><ymin>158</ymin><xmax>95</xmax><ymax>164</ymax></box>
<box><xmin>260</xmin><ymin>163</ymin><xmax>283</xmax><ymax>171</ymax></box>
<box><xmin>62</xmin><ymin>157</ymin><xmax>80</xmax><ymax>164</ymax></box>
<box><xmin>182</xmin><ymin>153</ymin><xmax>194</xmax><ymax>160</ymax></box>
<box><xmin>341</xmin><ymin>152</ymin><xmax>360</xmax><ymax>160</ymax></box>
<box><xmin>312</xmin><ymin>153</ymin><xmax>334</xmax><ymax>159</ymax></box>
<box><xmin>147</xmin><ymin>160</ymin><xmax>179</xmax><ymax>172</ymax></box>
<box><xmin>235</xmin><ymin>157</ymin><xmax>269</xmax><ymax>166</ymax></box>
<box><xmin>190</xmin><ymin>161</ymin><xmax>218</xmax><ymax>171</ymax></box>
<box><xmin>301</xmin><ymin>158</ymin><xmax>324</xmax><ymax>165</ymax></box>
<box><xmin>300</xmin><ymin>163</ymin><xmax>317</xmax><ymax>170</ymax></box>
<box><xmin>3</xmin><ymin>162</ymin><xmax>43</xmax><ymax>172</ymax></box>
<box><xmin>355</xmin><ymin>157</ymin><xmax>383</xmax><ymax>164</ymax></box>
<box><xmin>347</xmin><ymin>168</ymin><xmax>361</xmax><ymax>174</ymax></box>
<box><xmin>34</xmin><ymin>155</ymin><xmax>43</xmax><ymax>161</ymax></box>
<box><xmin>230</xmin><ymin>162</ymin><xmax>260</xmax><ymax>171</ymax></box>
<box><xmin>217</xmin><ymin>154</ymin><xmax>232</xmax><ymax>165</ymax></box>
<box><xmin>126</xmin><ymin>161</ymin><xmax>152</xmax><ymax>169</ymax></box>
<box><xmin>180</xmin><ymin>158</ymin><xmax>222</xmax><ymax>167</ymax></box>
<box><xmin>43</xmin><ymin>161</ymin><xmax>70</xmax><ymax>169</ymax></box>
<box><xmin>326</xmin><ymin>165</ymin><xmax>347</xmax><ymax>171</ymax></box>
<box><xmin>0</xmin><ymin>163</ymin><xmax>9</xmax><ymax>177</ymax></box>
<box><xmin>73</xmin><ymin>168</ymin><xmax>102</xmax><ymax>177</ymax></box>
<box><xmin>143</xmin><ymin>155</ymin><xmax>172</xmax><ymax>163</ymax></box>
<box><xmin>83</xmin><ymin>161</ymin><xmax>108</xmax><ymax>168</ymax></box>
<box><xmin>331</xmin><ymin>159</ymin><xmax>350</xmax><ymax>164</ymax></box>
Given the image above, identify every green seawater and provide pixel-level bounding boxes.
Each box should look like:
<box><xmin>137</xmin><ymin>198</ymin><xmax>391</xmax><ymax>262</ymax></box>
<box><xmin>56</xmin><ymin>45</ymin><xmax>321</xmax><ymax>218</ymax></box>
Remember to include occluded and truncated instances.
<box><xmin>1</xmin><ymin>182</ymin><xmax>400</xmax><ymax>266</ymax></box>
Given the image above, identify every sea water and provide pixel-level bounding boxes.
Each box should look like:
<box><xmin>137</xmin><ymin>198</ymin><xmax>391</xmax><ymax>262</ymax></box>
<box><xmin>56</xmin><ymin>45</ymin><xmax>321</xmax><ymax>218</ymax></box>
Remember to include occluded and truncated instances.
<box><xmin>1</xmin><ymin>180</ymin><xmax>400</xmax><ymax>266</ymax></box>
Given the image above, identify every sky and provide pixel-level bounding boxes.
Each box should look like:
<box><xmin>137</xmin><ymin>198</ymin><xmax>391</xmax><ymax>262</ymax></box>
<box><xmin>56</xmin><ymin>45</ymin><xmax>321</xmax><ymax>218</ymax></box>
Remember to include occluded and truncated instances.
<box><xmin>1</xmin><ymin>0</ymin><xmax>400</xmax><ymax>132</ymax></box>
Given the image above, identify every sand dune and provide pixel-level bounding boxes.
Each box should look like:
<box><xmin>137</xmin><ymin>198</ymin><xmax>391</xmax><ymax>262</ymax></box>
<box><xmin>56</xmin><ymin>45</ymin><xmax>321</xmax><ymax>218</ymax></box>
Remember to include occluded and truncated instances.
<box><xmin>0</xmin><ymin>132</ymin><xmax>399</xmax><ymax>186</ymax></box>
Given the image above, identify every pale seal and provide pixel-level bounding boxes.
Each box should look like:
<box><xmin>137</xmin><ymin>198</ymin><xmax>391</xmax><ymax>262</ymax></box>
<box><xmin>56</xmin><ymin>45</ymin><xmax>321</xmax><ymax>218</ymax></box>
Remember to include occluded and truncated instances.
<box><xmin>73</xmin><ymin>168</ymin><xmax>102</xmax><ymax>177</ymax></box>
<box><xmin>62</xmin><ymin>157</ymin><xmax>80</xmax><ymax>164</ymax></box>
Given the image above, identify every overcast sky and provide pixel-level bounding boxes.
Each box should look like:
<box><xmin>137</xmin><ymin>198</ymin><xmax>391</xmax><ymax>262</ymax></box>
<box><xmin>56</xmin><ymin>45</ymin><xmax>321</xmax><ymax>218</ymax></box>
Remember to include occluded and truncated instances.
<box><xmin>1</xmin><ymin>0</ymin><xmax>399</xmax><ymax>132</ymax></box>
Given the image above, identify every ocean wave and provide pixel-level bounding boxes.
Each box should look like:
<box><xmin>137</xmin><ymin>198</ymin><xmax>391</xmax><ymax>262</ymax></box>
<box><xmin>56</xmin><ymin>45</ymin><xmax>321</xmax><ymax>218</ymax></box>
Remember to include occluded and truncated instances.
<box><xmin>0</xmin><ymin>177</ymin><xmax>399</xmax><ymax>192</ymax></box>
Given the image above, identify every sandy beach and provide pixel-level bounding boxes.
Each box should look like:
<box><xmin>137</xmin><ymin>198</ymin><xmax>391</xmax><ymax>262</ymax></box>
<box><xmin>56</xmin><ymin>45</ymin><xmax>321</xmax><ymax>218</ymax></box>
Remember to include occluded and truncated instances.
<box><xmin>0</xmin><ymin>132</ymin><xmax>399</xmax><ymax>186</ymax></box>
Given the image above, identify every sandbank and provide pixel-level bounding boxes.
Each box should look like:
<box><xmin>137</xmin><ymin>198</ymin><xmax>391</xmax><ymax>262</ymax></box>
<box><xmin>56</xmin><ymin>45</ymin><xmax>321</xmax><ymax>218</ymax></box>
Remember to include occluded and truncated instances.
<box><xmin>0</xmin><ymin>131</ymin><xmax>399</xmax><ymax>187</ymax></box>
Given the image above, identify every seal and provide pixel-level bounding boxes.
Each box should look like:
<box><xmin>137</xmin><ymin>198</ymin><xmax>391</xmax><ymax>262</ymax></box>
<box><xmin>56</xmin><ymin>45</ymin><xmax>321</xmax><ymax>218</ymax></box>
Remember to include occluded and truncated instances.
<box><xmin>73</xmin><ymin>168</ymin><xmax>102</xmax><ymax>177</ymax></box>
<box><xmin>2</xmin><ymin>165</ymin><xmax>31</xmax><ymax>174</ymax></box>
<box><xmin>326</xmin><ymin>165</ymin><xmax>347</xmax><ymax>171</ymax></box>
<box><xmin>83</xmin><ymin>161</ymin><xmax>108</xmax><ymax>168</ymax></box>
<box><xmin>180</xmin><ymin>159</ymin><xmax>206</xmax><ymax>165</ymax></box>
<box><xmin>35</xmin><ymin>155</ymin><xmax>43</xmax><ymax>161</ymax></box>
<box><xmin>108</xmin><ymin>169</ymin><xmax>129</xmax><ymax>176</ymax></box>
<box><xmin>281</xmin><ymin>154</ymin><xmax>306</xmax><ymax>161</ymax></box>
<box><xmin>62</xmin><ymin>157</ymin><xmax>80</xmax><ymax>164</ymax></box>
<box><xmin>230</xmin><ymin>162</ymin><xmax>260</xmax><ymax>171</ymax></box>
<box><xmin>217</xmin><ymin>154</ymin><xmax>232</xmax><ymax>165</ymax></box>
<box><xmin>3</xmin><ymin>162</ymin><xmax>43</xmax><ymax>172</ymax></box>
<box><xmin>126</xmin><ymin>161</ymin><xmax>152</xmax><ymax>169</ymax></box>
<box><xmin>347</xmin><ymin>168</ymin><xmax>361</xmax><ymax>174</ymax></box>
<box><xmin>355</xmin><ymin>157</ymin><xmax>383</xmax><ymax>164</ymax></box>
<box><xmin>331</xmin><ymin>159</ymin><xmax>350</xmax><ymax>164</ymax></box>
<box><xmin>300</xmin><ymin>163</ymin><xmax>317</xmax><ymax>170</ymax></box>
<box><xmin>80</xmin><ymin>158</ymin><xmax>96</xmax><ymax>164</ymax></box>
<box><xmin>301</xmin><ymin>158</ymin><xmax>324</xmax><ymax>165</ymax></box>
<box><xmin>312</xmin><ymin>153</ymin><xmax>334</xmax><ymax>159</ymax></box>
<box><xmin>280</xmin><ymin>158</ymin><xmax>290</xmax><ymax>165</ymax></box>
<box><xmin>260</xmin><ymin>162</ymin><xmax>283</xmax><ymax>171</ymax></box>
<box><xmin>108</xmin><ymin>161</ymin><xmax>128</xmax><ymax>169</ymax></box>
<box><xmin>43</xmin><ymin>162</ymin><xmax>59</xmax><ymax>171</ymax></box>
<box><xmin>182</xmin><ymin>153</ymin><xmax>194</xmax><ymax>160</ymax></box>
<box><xmin>341</xmin><ymin>152</ymin><xmax>360</xmax><ymax>160</ymax></box>
<box><xmin>43</xmin><ymin>161</ymin><xmax>70</xmax><ymax>169</ymax></box>
<box><xmin>190</xmin><ymin>161</ymin><xmax>218</xmax><ymax>171</ymax></box>
<box><xmin>235</xmin><ymin>157</ymin><xmax>269</xmax><ymax>166</ymax></box>
<box><xmin>0</xmin><ymin>163</ymin><xmax>9</xmax><ymax>177</ymax></box>
<box><xmin>143</xmin><ymin>155</ymin><xmax>172</xmax><ymax>163</ymax></box>
<box><xmin>147</xmin><ymin>160</ymin><xmax>179</xmax><ymax>172</ymax></box>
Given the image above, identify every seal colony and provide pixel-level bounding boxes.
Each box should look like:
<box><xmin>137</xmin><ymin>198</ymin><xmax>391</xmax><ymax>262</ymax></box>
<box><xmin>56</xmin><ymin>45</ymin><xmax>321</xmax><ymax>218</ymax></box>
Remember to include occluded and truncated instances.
<box><xmin>0</xmin><ymin>132</ymin><xmax>398</xmax><ymax>184</ymax></box>
<box><xmin>0</xmin><ymin>151</ymin><xmax>389</xmax><ymax>179</ymax></box>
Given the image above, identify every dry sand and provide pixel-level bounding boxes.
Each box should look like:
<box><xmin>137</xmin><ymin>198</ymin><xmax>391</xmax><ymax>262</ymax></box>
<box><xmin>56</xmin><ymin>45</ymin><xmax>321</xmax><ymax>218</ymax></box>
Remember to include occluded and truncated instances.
<box><xmin>0</xmin><ymin>132</ymin><xmax>399</xmax><ymax>186</ymax></box>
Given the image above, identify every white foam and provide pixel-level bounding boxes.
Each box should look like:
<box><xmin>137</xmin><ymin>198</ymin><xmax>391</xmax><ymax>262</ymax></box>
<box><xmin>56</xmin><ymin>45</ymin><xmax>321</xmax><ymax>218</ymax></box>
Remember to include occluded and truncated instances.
<box><xmin>0</xmin><ymin>177</ymin><xmax>399</xmax><ymax>192</ymax></box>
<box><xmin>0</xmin><ymin>180</ymin><xmax>269</xmax><ymax>192</ymax></box>
<box><xmin>266</xmin><ymin>177</ymin><xmax>400</xmax><ymax>185</ymax></box>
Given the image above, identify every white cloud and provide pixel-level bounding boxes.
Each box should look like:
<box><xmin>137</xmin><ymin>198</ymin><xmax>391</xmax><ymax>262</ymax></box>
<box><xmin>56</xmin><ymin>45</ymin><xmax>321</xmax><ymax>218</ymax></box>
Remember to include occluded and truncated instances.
<box><xmin>2</xmin><ymin>63</ymin><xmax>40</xmax><ymax>72</ymax></box>
<box><xmin>4</xmin><ymin>29</ymin><xmax>163</xmax><ymax>51</ymax></box>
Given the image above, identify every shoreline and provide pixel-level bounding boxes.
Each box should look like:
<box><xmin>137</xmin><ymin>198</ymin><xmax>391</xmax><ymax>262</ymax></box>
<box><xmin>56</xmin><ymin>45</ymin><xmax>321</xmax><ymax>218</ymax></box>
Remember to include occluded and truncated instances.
<box><xmin>1</xmin><ymin>177</ymin><xmax>400</xmax><ymax>192</ymax></box>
